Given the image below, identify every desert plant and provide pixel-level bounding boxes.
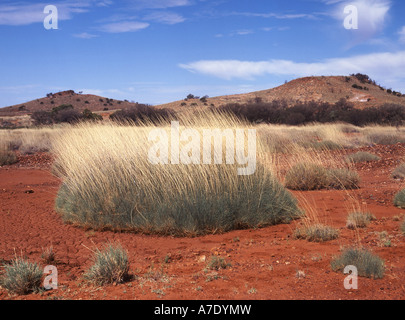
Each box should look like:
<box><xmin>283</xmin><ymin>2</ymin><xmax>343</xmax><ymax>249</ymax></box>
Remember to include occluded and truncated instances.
<box><xmin>346</xmin><ymin>152</ymin><xmax>380</xmax><ymax>163</ymax></box>
<box><xmin>346</xmin><ymin>212</ymin><xmax>376</xmax><ymax>229</ymax></box>
<box><xmin>41</xmin><ymin>246</ymin><xmax>56</xmax><ymax>265</ymax></box>
<box><xmin>394</xmin><ymin>189</ymin><xmax>405</xmax><ymax>208</ymax></box>
<box><xmin>0</xmin><ymin>257</ymin><xmax>43</xmax><ymax>295</ymax></box>
<box><xmin>54</xmin><ymin>112</ymin><xmax>302</xmax><ymax>236</ymax></box>
<box><xmin>285</xmin><ymin>163</ymin><xmax>329</xmax><ymax>191</ymax></box>
<box><xmin>84</xmin><ymin>243</ymin><xmax>129</xmax><ymax>285</ymax></box>
<box><xmin>326</xmin><ymin>168</ymin><xmax>360</xmax><ymax>190</ymax></box>
<box><xmin>366</xmin><ymin>133</ymin><xmax>405</xmax><ymax>145</ymax></box>
<box><xmin>331</xmin><ymin>248</ymin><xmax>385</xmax><ymax>279</ymax></box>
<box><xmin>206</xmin><ymin>256</ymin><xmax>231</xmax><ymax>270</ymax></box>
<box><xmin>285</xmin><ymin>163</ymin><xmax>359</xmax><ymax>191</ymax></box>
<box><xmin>392</xmin><ymin>163</ymin><xmax>405</xmax><ymax>180</ymax></box>
<box><xmin>294</xmin><ymin>224</ymin><xmax>339</xmax><ymax>242</ymax></box>
<box><xmin>0</xmin><ymin>143</ymin><xmax>17</xmax><ymax>166</ymax></box>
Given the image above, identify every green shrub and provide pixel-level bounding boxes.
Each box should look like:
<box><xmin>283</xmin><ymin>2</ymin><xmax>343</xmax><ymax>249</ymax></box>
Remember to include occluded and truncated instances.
<box><xmin>392</xmin><ymin>163</ymin><xmax>405</xmax><ymax>180</ymax></box>
<box><xmin>1</xmin><ymin>257</ymin><xmax>43</xmax><ymax>295</ymax></box>
<box><xmin>346</xmin><ymin>152</ymin><xmax>380</xmax><ymax>163</ymax></box>
<box><xmin>331</xmin><ymin>248</ymin><xmax>385</xmax><ymax>279</ymax></box>
<box><xmin>294</xmin><ymin>224</ymin><xmax>339</xmax><ymax>242</ymax></box>
<box><xmin>346</xmin><ymin>212</ymin><xmax>376</xmax><ymax>229</ymax></box>
<box><xmin>394</xmin><ymin>189</ymin><xmax>405</xmax><ymax>208</ymax></box>
<box><xmin>84</xmin><ymin>243</ymin><xmax>129</xmax><ymax>285</ymax></box>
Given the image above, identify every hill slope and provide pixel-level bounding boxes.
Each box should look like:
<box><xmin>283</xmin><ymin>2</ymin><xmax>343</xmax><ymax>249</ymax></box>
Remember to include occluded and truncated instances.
<box><xmin>157</xmin><ymin>75</ymin><xmax>405</xmax><ymax>110</ymax></box>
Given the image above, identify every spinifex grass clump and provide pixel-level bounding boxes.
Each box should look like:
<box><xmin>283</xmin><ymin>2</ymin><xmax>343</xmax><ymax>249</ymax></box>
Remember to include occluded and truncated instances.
<box><xmin>284</xmin><ymin>163</ymin><xmax>359</xmax><ymax>191</ymax></box>
<box><xmin>346</xmin><ymin>212</ymin><xmax>376</xmax><ymax>229</ymax></box>
<box><xmin>84</xmin><ymin>243</ymin><xmax>129</xmax><ymax>285</ymax></box>
<box><xmin>392</xmin><ymin>163</ymin><xmax>405</xmax><ymax>180</ymax></box>
<box><xmin>0</xmin><ymin>257</ymin><xmax>43</xmax><ymax>295</ymax></box>
<box><xmin>394</xmin><ymin>189</ymin><xmax>405</xmax><ymax>209</ymax></box>
<box><xmin>294</xmin><ymin>224</ymin><xmax>339</xmax><ymax>242</ymax></box>
<box><xmin>331</xmin><ymin>248</ymin><xmax>385</xmax><ymax>279</ymax></box>
<box><xmin>345</xmin><ymin>152</ymin><xmax>380</xmax><ymax>163</ymax></box>
<box><xmin>0</xmin><ymin>142</ymin><xmax>17</xmax><ymax>166</ymax></box>
<box><xmin>54</xmin><ymin>111</ymin><xmax>302</xmax><ymax>236</ymax></box>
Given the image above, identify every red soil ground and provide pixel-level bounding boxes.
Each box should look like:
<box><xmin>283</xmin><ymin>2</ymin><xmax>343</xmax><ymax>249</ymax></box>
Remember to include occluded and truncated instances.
<box><xmin>0</xmin><ymin>145</ymin><xmax>404</xmax><ymax>300</ymax></box>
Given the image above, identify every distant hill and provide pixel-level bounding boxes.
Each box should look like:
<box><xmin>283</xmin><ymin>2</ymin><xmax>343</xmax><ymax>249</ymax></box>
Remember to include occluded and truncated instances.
<box><xmin>1</xmin><ymin>75</ymin><xmax>404</xmax><ymax>127</ymax></box>
<box><xmin>0</xmin><ymin>90</ymin><xmax>139</xmax><ymax>127</ymax></box>
<box><xmin>156</xmin><ymin>75</ymin><xmax>405</xmax><ymax>110</ymax></box>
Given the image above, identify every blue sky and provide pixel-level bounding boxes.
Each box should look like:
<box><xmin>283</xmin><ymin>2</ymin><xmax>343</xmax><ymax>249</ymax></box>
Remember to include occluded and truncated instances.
<box><xmin>0</xmin><ymin>0</ymin><xmax>404</xmax><ymax>107</ymax></box>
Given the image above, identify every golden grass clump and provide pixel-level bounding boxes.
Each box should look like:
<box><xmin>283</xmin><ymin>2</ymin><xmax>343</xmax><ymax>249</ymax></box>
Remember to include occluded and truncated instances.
<box><xmin>53</xmin><ymin>110</ymin><xmax>302</xmax><ymax>236</ymax></box>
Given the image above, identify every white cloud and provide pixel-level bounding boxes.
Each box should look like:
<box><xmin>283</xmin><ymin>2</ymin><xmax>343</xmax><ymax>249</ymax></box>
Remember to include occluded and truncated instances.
<box><xmin>144</xmin><ymin>11</ymin><xmax>185</xmax><ymax>24</ymax></box>
<box><xmin>127</xmin><ymin>0</ymin><xmax>191</xmax><ymax>9</ymax></box>
<box><xmin>99</xmin><ymin>21</ymin><xmax>149</xmax><ymax>33</ymax></box>
<box><xmin>399</xmin><ymin>26</ymin><xmax>405</xmax><ymax>43</ymax></box>
<box><xmin>73</xmin><ymin>32</ymin><xmax>98</xmax><ymax>38</ymax></box>
<box><xmin>179</xmin><ymin>51</ymin><xmax>405</xmax><ymax>90</ymax></box>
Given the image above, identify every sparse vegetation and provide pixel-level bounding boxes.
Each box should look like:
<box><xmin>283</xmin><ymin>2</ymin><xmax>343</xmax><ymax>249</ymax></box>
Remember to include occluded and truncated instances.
<box><xmin>294</xmin><ymin>224</ymin><xmax>339</xmax><ymax>242</ymax></box>
<box><xmin>206</xmin><ymin>256</ymin><xmax>231</xmax><ymax>270</ymax></box>
<box><xmin>0</xmin><ymin>257</ymin><xmax>43</xmax><ymax>295</ymax></box>
<box><xmin>346</xmin><ymin>212</ymin><xmax>376</xmax><ymax>229</ymax></box>
<box><xmin>41</xmin><ymin>246</ymin><xmax>56</xmax><ymax>265</ymax></box>
<box><xmin>331</xmin><ymin>248</ymin><xmax>385</xmax><ymax>279</ymax></box>
<box><xmin>84</xmin><ymin>243</ymin><xmax>130</xmax><ymax>285</ymax></box>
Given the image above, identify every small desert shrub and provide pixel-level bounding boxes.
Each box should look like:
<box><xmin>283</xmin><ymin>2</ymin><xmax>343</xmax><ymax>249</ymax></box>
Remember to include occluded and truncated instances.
<box><xmin>84</xmin><ymin>243</ymin><xmax>129</xmax><ymax>285</ymax></box>
<box><xmin>392</xmin><ymin>163</ymin><xmax>405</xmax><ymax>180</ymax></box>
<box><xmin>285</xmin><ymin>163</ymin><xmax>329</xmax><ymax>191</ymax></box>
<box><xmin>206</xmin><ymin>256</ymin><xmax>231</xmax><ymax>270</ymax></box>
<box><xmin>300</xmin><ymin>140</ymin><xmax>342</xmax><ymax>151</ymax></box>
<box><xmin>346</xmin><ymin>152</ymin><xmax>380</xmax><ymax>163</ymax></box>
<box><xmin>326</xmin><ymin>168</ymin><xmax>360</xmax><ymax>190</ymax></box>
<box><xmin>285</xmin><ymin>163</ymin><xmax>359</xmax><ymax>191</ymax></box>
<box><xmin>294</xmin><ymin>224</ymin><xmax>339</xmax><ymax>242</ymax></box>
<box><xmin>346</xmin><ymin>212</ymin><xmax>376</xmax><ymax>229</ymax></box>
<box><xmin>41</xmin><ymin>246</ymin><xmax>56</xmax><ymax>265</ymax></box>
<box><xmin>366</xmin><ymin>133</ymin><xmax>405</xmax><ymax>145</ymax></box>
<box><xmin>331</xmin><ymin>248</ymin><xmax>385</xmax><ymax>279</ymax></box>
<box><xmin>0</xmin><ymin>257</ymin><xmax>43</xmax><ymax>295</ymax></box>
<box><xmin>394</xmin><ymin>189</ymin><xmax>405</xmax><ymax>208</ymax></box>
<box><xmin>0</xmin><ymin>144</ymin><xmax>17</xmax><ymax>166</ymax></box>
